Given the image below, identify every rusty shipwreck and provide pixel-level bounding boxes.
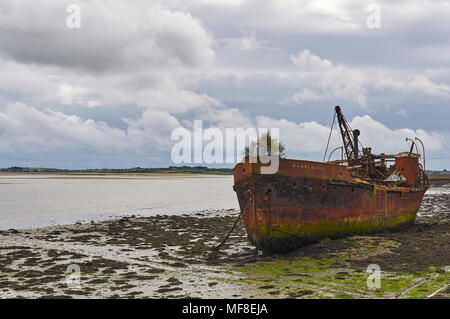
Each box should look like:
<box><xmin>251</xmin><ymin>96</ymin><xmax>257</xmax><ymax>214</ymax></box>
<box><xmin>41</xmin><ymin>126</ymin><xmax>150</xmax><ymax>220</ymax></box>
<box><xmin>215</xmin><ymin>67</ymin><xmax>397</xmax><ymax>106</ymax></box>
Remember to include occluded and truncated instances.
<box><xmin>233</xmin><ymin>106</ymin><xmax>429</xmax><ymax>254</ymax></box>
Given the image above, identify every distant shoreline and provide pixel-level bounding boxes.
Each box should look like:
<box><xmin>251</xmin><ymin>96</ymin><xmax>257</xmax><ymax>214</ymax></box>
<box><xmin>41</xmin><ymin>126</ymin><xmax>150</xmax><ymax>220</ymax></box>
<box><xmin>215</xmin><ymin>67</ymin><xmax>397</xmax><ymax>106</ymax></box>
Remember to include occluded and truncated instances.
<box><xmin>0</xmin><ymin>172</ymin><xmax>233</xmax><ymax>176</ymax></box>
<box><xmin>0</xmin><ymin>166</ymin><xmax>233</xmax><ymax>176</ymax></box>
<box><xmin>0</xmin><ymin>172</ymin><xmax>232</xmax><ymax>179</ymax></box>
<box><xmin>428</xmin><ymin>174</ymin><xmax>450</xmax><ymax>186</ymax></box>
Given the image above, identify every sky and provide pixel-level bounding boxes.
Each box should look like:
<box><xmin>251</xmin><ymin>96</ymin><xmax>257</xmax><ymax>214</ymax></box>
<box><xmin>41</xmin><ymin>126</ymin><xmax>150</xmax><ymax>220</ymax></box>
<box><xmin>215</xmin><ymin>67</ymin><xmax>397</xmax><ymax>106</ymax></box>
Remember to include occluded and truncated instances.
<box><xmin>0</xmin><ymin>0</ymin><xmax>449</xmax><ymax>169</ymax></box>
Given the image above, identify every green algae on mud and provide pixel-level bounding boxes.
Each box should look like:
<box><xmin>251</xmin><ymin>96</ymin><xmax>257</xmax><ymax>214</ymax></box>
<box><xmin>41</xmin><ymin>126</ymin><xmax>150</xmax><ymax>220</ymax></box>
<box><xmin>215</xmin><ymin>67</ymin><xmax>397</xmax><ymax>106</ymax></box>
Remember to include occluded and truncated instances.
<box><xmin>253</xmin><ymin>212</ymin><xmax>416</xmax><ymax>254</ymax></box>
<box><xmin>232</xmin><ymin>255</ymin><xmax>449</xmax><ymax>299</ymax></box>
<box><xmin>256</xmin><ymin>213</ymin><xmax>417</xmax><ymax>240</ymax></box>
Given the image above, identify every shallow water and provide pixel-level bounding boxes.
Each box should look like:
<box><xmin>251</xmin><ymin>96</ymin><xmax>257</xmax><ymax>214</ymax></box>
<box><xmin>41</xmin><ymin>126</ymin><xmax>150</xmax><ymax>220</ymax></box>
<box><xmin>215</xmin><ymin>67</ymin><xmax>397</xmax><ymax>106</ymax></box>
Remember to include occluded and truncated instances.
<box><xmin>0</xmin><ymin>174</ymin><xmax>238</xmax><ymax>230</ymax></box>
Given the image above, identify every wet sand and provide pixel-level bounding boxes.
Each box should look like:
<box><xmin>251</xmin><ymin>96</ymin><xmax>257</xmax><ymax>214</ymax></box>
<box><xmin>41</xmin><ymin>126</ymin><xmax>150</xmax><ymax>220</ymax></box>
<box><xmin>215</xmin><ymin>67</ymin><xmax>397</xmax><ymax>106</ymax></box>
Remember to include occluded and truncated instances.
<box><xmin>0</xmin><ymin>185</ymin><xmax>448</xmax><ymax>299</ymax></box>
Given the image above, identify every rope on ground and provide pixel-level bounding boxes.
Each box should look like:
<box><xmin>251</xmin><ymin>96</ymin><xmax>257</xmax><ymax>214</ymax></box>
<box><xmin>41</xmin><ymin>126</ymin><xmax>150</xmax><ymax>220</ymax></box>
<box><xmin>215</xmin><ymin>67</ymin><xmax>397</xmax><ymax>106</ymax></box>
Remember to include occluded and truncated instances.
<box><xmin>211</xmin><ymin>213</ymin><xmax>242</xmax><ymax>251</ymax></box>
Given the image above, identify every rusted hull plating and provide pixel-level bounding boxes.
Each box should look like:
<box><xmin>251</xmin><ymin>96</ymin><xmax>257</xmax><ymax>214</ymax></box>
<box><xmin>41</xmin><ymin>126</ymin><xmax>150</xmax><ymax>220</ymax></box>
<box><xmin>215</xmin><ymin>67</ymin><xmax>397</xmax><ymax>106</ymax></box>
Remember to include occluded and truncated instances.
<box><xmin>233</xmin><ymin>159</ymin><xmax>427</xmax><ymax>254</ymax></box>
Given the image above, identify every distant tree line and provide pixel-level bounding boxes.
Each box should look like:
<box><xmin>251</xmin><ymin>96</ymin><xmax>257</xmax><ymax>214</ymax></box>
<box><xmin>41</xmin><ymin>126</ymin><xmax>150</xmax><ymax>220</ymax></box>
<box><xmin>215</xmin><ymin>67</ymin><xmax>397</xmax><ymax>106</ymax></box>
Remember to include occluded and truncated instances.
<box><xmin>0</xmin><ymin>166</ymin><xmax>233</xmax><ymax>175</ymax></box>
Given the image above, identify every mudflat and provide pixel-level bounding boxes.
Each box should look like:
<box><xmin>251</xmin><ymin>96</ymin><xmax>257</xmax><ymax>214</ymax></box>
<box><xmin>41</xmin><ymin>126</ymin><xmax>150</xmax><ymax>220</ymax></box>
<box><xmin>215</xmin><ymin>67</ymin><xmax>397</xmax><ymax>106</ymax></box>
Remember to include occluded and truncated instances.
<box><xmin>0</xmin><ymin>185</ymin><xmax>448</xmax><ymax>299</ymax></box>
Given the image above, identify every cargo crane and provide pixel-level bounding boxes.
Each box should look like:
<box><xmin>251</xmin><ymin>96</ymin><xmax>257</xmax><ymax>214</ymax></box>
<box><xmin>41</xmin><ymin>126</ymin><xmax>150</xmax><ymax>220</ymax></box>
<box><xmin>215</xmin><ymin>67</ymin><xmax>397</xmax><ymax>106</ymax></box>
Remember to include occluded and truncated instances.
<box><xmin>331</xmin><ymin>106</ymin><xmax>379</xmax><ymax>179</ymax></box>
<box><xmin>330</xmin><ymin>106</ymin><xmax>425</xmax><ymax>183</ymax></box>
<box><xmin>335</xmin><ymin>105</ymin><xmax>360</xmax><ymax>165</ymax></box>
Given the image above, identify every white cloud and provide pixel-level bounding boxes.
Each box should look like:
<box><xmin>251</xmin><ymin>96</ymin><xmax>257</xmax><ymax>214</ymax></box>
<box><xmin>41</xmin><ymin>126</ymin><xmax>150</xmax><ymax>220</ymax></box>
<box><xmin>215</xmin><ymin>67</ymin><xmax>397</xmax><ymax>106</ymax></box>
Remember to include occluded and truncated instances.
<box><xmin>349</xmin><ymin>115</ymin><xmax>445</xmax><ymax>153</ymax></box>
<box><xmin>253</xmin><ymin>114</ymin><xmax>445</xmax><ymax>165</ymax></box>
<box><xmin>256</xmin><ymin>115</ymin><xmax>332</xmax><ymax>153</ymax></box>
<box><xmin>199</xmin><ymin>107</ymin><xmax>253</xmax><ymax>129</ymax></box>
<box><xmin>0</xmin><ymin>0</ymin><xmax>219</xmax><ymax>112</ymax></box>
<box><xmin>58</xmin><ymin>82</ymin><xmax>89</xmax><ymax>105</ymax></box>
<box><xmin>288</xmin><ymin>50</ymin><xmax>369</xmax><ymax>106</ymax></box>
<box><xmin>0</xmin><ymin>0</ymin><xmax>215</xmax><ymax>72</ymax></box>
<box><xmin>290</xmin><ymin>89</ymin><xmax>322</xmax><ymax>104</ymax></box>
<box><xmin>124</xmin><ymin>109</ymin><xmax>182</xmax><ymax>149</ymax></box>
<box><xmin>286</xmin><ymin>50</ymin><xmax>450</xmax><ymax>107</ymax></box>
<box><xmin>219</xmin><ymin>32</ymin><xmax>273</xmax><ymax>51</ymax></box>
<box><xmin>0</xmin><ymin>102</ymin><xmax>133</xmax><ymax>154</ymax></box>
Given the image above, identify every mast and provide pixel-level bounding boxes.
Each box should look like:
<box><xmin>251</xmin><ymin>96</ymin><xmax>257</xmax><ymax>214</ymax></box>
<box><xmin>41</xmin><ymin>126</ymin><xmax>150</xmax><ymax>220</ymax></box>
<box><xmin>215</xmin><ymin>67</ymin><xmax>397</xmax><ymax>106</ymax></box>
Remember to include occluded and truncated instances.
<box><xmin>335</xmin><ymin>106</ymin><xmax>359</xmax><ymax>165</ymax></box>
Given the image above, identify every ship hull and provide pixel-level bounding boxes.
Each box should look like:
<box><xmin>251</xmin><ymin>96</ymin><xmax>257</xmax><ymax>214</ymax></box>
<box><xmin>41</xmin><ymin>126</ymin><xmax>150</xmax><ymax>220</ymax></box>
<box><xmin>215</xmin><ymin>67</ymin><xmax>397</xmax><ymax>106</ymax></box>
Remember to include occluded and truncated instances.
<box><xmin>233</xmin><ymin>159</ymin><xmax>427</xmax><ymax>254</ymax></box>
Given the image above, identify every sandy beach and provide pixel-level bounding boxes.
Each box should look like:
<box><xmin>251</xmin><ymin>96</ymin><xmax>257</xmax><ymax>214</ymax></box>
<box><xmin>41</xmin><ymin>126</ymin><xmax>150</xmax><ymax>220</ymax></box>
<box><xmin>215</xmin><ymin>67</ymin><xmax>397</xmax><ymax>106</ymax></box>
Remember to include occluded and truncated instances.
<box><xmin>0</xmin><ymin>185</ymin><xmax>448</xmax><ymax>299</ymax></box>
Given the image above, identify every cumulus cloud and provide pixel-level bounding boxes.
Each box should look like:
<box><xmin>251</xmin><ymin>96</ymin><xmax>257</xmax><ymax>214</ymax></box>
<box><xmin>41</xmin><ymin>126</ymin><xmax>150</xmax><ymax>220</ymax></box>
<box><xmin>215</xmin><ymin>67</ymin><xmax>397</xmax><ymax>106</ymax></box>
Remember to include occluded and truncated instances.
<box><xmin>286</xmin><ymin>50</ymin><xmax>450</xmax><ymax>107</ymax></box>
<box><xmin>0</xmin><ymin>102</ymin><xmax>185</xmax><ymax>158</ymax></box>
<box><xmin>196</xmin><ymin>107</ymin><xmax>253</xmax><ymax>129</ymax></box>
<box><xmin>349</xmin><ymin>115</ymin><xmax>445</xmax><ymax>153</ymax></box>
<box><xmin>219</xmin><ymin>32</ymin><xmax>274</xmax><ymax>51</ymax></box>
<box><xmin>124</xmin><ymin>109</ymin><xmax>181</xmax><ymax>149</ymax></box>
<box><xmin>288</xmin><ymin>50</ymin><xmax>368</xmax><ymax>106</ymax></box>
<box><xmin>0</xmin><ymin>0</ymin><xmax>219</xmax><ymax>113</ymax></box>
<box><xmin>255</xmin><ymin>114</ymin><xmax>445</xmax><ymax>160</ymax></box>
<box><xmin>256</xmin><ymin>116</ymin><xmax>331</xmax><ymax>153</ymax></box>
<box><xmin>0</xmin><ymin>0</ymin><xmax>215</xmax><ymax>72</ymax></box>
<box><xmin>0</xmin><ymin>103</ymin><xmax>132</xmax><ymax>154</ymax></box>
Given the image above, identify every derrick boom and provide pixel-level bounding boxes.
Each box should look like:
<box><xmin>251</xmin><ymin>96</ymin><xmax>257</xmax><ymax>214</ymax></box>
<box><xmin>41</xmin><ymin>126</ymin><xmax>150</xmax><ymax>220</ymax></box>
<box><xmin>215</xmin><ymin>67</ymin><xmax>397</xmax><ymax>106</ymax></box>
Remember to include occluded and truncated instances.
<box><xmin>335</xmin><ymin>106</ymin><xmax>359</xmax><ymax>164</ymax></box>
